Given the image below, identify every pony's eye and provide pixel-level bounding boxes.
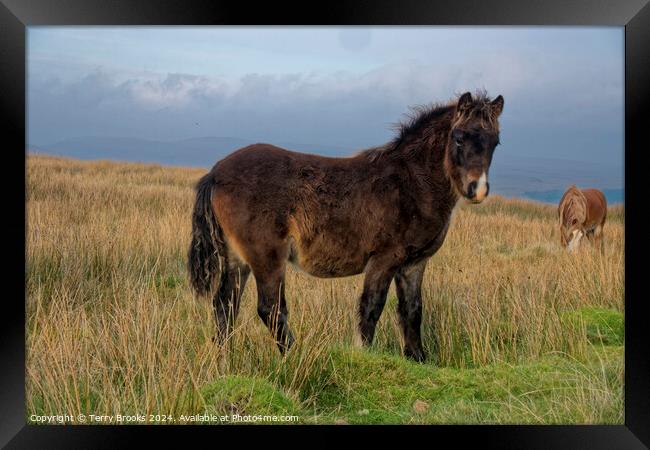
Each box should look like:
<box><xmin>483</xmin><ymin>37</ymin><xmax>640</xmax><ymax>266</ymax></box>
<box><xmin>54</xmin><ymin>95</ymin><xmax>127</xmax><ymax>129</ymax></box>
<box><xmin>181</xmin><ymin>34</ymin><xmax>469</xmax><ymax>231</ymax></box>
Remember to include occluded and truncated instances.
<box><xmin>454</xmin><ymin>139</ymin><xmax>463</xmax><ymax>147</ymax></box>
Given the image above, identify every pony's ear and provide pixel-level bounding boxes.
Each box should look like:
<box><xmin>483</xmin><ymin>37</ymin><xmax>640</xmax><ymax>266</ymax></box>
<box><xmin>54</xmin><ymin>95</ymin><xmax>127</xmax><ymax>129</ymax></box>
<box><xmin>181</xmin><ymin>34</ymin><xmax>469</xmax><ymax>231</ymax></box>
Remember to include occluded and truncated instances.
<box><xmin>457</xmin><ymin>92</ymin><xmax>473</xmax><ymax>112</ymax></box>
<box><xmin>490</xmin><ymin>95</ymin><xmax>504</xmax><ymax>117</ymax></box>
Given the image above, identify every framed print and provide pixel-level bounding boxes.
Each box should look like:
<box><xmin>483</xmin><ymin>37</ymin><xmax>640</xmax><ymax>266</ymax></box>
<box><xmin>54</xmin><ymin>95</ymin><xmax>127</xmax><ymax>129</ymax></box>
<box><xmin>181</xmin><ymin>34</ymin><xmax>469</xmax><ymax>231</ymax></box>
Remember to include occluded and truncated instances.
<box><xmin>2</xmin><ymin>0</ymin><xmax>649</xmax><ymax>448</ymax></box>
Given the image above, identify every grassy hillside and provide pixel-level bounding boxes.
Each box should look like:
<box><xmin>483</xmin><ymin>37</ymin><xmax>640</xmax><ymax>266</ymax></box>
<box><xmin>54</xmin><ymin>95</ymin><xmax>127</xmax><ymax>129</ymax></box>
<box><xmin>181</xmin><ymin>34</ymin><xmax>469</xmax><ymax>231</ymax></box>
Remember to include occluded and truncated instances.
<box><xmin>26</xmin><ymin>154</ymin><xmax>624</xmax><ymax>424</ymax></box>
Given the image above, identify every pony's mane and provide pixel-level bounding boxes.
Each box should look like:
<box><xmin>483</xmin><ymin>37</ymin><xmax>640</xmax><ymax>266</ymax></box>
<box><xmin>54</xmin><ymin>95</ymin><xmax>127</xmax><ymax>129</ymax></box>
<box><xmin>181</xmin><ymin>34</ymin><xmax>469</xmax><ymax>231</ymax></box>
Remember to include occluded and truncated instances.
<box><xmin>559</xmin><ymin>185</ymin><xmax>587</xmax><ymax>227</ymax></box>
<box><xmin>359</xmin><ymin>90</ymin><xmax>498</xmax><ymax>163</ymax></box>
<box><xmin>392</xmin><ymin>101</ymin><xmax>456</xmax><ymax>146</ymax></box>
<box><xmin>359</xmin><ymin>102</ymin><xmax>454</xmax><ymax>163</ymax></box>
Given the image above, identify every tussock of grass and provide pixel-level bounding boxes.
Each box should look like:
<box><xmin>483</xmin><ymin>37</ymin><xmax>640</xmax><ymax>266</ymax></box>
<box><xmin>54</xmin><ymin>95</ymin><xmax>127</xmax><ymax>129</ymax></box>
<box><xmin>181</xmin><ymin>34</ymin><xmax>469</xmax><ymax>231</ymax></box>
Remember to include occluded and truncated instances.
<box><xmin>26</xmin><ymin>155</ymin><xmax>624</xmax><ymax>424</ymax></box>
<box><xmin>201</xmin><ymin>376</ymin><xmax>303</xmax><ymax>421</ymax></box>
<box><xmin>562</xmin><ymin>307</ymin><xmax>624</xmax><ymax>346</ymax></box>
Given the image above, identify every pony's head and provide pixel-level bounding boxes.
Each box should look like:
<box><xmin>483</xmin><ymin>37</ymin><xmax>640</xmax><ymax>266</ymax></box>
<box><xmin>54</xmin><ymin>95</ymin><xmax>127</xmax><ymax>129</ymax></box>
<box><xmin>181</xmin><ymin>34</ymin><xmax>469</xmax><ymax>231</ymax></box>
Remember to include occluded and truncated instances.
<box><xmin>445</xmin><ymin>91</ymin><xmax>504</xmax><ymax>203</ymax></box>
<box><xmin>561</xmin><ymin>222</ymin><xmax>585</xmax><ymax>252</ymax></box>
<box><xmin>558</xmin><ymin>185</ymin><xmax>587</xmax><ymax>251</ymax></box>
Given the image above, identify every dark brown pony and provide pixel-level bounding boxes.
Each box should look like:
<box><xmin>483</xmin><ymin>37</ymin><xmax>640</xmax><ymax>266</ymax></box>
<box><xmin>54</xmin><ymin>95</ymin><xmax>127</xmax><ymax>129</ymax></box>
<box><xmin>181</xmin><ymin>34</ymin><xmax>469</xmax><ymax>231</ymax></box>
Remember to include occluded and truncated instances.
<box><xmin>188</xmin><ymin>91</ymin><xmax>504</xmax><ymax>361</ymax></box>
<box><xmin>558</xmin><ymin>185</ymin><xmax>607</xmax><ymax>252</ymax></box>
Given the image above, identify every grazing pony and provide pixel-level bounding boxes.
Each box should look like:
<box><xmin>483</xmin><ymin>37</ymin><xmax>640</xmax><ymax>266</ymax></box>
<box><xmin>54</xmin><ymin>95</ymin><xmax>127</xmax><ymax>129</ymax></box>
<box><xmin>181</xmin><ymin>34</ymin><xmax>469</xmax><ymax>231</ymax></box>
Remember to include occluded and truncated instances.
<box><xmin>188</xmin><ymin>91</ymin><xmax>504</xmax><ymax>361</ymax></box>
<box><xmin>558</xmin><ymin>185</ymin><xmax>607</xmax><ymax>252</ymax></box>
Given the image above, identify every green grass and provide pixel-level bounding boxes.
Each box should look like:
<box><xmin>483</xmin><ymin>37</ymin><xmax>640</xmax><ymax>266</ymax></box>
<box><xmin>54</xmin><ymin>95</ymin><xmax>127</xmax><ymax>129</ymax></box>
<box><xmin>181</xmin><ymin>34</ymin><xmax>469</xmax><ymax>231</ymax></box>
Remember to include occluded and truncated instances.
<box><xmin>562</xmin><ymin>307</ymin><xmax>624</xmax><ymax>346</ymax></box>
<box><xmin>309</xmin><ymin>345</ymin><xmax>622</xmax><ymax>424</ymax></box>
<box><xmin>201</xmin><ymin>376</ymin><xmax>303</xmax><ymax>423</ymax></box>
<box><xmin>196</xmin><ymin>308</ymin><xmax>623</xmax><ymax>424</ymax></box>
<box><xmin>196</xmin><ymin>347</ymin><xmax>623</xmax><ymax>424</ymax></box>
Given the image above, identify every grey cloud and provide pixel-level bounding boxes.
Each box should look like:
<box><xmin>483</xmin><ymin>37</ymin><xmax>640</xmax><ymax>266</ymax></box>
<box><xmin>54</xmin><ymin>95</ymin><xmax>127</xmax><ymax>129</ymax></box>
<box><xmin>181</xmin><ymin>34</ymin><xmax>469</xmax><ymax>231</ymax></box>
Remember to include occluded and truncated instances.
<box><xmin>29</xmin><ymin>58</ymin><xmax>622</xmax><ymax>165</ymax></box>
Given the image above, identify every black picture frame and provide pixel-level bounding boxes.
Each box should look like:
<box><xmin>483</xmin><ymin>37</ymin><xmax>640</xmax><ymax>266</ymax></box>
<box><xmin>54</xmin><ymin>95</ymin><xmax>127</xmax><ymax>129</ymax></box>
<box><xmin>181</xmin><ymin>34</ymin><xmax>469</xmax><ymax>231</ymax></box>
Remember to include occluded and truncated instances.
<box><xmin>3</xmin><ymin>0</ymin><xmax>648</xmax><ymax>447</ymax></box>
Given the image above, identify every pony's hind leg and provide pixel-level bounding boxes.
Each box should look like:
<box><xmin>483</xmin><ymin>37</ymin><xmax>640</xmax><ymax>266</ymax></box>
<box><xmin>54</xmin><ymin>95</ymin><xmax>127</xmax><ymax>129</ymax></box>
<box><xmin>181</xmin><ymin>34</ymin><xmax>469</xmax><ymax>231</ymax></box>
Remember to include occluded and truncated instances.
<box><xmin>255</xmin><ymin>268</ymin><xmax>294</xmax><ymax>354</ymax></box>
<box><xmin>254</xmin><ymin>265</ymin><xmax>295</xmax><ymax>354</ymax></box>
<box><xmin>395</xmin><ymin>259</ymin><xmax>427</xmax><ymax>362</ymax></box>
<box><xmin>594</xmin><ymin>224</ymin><xmax>605</xmax><ymax>254</ymax></box>
<box><xmin>213</xmin><ymin>256</ymin><xmax>251</xmax><ymax>345</ymax></box>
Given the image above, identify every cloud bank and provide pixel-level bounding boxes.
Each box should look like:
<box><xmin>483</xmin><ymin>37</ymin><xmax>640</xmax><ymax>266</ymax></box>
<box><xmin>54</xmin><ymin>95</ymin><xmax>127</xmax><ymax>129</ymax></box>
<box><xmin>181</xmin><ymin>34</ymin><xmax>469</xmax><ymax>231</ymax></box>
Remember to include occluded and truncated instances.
<box><xmin>28</xmin><ymin>27</ymin><xmax>624</xmax><ymax>165</ymax></box>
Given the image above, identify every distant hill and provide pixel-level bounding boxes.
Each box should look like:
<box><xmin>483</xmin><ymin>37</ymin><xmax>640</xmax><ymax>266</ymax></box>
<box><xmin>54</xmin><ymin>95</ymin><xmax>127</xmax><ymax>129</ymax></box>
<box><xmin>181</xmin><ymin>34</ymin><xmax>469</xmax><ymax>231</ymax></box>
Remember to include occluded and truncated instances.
<box><xmin>31</xmin><ymin>136</ymin><xmax>355</xmax><ymax>169</ymax></box>
<box><xmin>522</xmin><ymin>188</ymin><xmax>624</xmax><ymax>205</ymax></box>
<box><xmin>488</xmin><ymin>154</ymin><xmax>624</xmax><ymax>204</ymax></box>
<box><xmin>29</xmin><ymin>135</ymin><xmax>624</xmax><ymax>204</ymax></box>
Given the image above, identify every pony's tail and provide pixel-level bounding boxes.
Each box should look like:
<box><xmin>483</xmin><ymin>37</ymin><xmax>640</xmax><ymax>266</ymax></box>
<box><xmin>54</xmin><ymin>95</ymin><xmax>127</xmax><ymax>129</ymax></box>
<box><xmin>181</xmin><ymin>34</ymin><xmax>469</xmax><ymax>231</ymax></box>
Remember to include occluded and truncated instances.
<box><xmin>188</xmin><ymin>172</ymin><xmax>224</xmax><ymax>297</ymax></box>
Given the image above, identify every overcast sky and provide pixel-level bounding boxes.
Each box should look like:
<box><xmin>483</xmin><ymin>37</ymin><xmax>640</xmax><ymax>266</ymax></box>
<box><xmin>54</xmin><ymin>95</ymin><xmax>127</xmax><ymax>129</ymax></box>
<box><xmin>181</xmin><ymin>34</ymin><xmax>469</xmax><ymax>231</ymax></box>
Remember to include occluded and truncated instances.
<box><xmin>28</xmin><ymin>26</ymin><xmax>624</xmax><ymax>166</ymax></box>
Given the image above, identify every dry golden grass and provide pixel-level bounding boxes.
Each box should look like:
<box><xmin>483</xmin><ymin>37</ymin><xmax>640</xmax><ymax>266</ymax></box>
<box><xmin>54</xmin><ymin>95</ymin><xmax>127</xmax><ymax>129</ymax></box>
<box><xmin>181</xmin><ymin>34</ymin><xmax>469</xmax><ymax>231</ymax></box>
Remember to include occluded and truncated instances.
<box><xmin>26</xmin><ymin>154</ymin><xmax>624</xmax><ymax>423</ymax></box>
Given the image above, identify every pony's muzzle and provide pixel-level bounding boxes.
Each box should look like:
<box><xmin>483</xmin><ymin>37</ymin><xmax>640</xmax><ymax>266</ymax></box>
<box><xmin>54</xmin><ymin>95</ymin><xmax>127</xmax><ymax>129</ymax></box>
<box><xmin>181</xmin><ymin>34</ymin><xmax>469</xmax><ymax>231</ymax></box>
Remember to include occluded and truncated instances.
<box><xmin>466</xmin><ymin>173</ymin><xmax>489</xmax><ymax>203</ymax></box>
<box><xmin>567</xmin><ymin>229</ymin><xmax>584</xmax><ymax>252</ymax></box>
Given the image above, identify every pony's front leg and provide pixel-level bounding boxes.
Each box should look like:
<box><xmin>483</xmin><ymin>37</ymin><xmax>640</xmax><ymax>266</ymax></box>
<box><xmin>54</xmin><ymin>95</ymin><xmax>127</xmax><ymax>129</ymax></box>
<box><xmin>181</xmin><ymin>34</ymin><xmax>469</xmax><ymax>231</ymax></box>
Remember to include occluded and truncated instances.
<box><xmin>395</xmin><ymin>259</ymin><xmax>428</xmax><ymax>362</ymax></box>
<box><xmin>358</xmin><ymin>255</ymin><xmax>400</xmax><ymax>347</ymax></box>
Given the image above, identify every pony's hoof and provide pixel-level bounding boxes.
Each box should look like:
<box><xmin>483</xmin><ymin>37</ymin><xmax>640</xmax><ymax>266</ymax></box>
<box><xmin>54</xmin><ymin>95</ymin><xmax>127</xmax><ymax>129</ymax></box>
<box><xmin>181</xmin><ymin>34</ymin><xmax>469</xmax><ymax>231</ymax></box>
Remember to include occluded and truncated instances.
<box><xmin>405</xmin><ymin>349</ymin><xmax>426</xmax><ymax>363</ymax></box>
<box><xmin>277</xmin><ymin>334</ymin><xmax>295</xmax><ymax>355</ymax></box>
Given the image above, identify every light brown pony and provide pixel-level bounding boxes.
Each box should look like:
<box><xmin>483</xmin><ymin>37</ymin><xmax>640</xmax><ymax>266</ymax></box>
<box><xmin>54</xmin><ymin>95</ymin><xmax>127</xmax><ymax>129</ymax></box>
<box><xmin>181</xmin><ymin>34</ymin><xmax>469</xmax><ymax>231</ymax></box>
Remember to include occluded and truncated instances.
<box><xmin>188</xmin><ymin>91</ymin><xmax>504</xmax><ymax>361</ymax></box>
<box><xmin>558</xmin><ymin>185</ymin><xmax>607</xmax><ymax>252</ymax></box>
